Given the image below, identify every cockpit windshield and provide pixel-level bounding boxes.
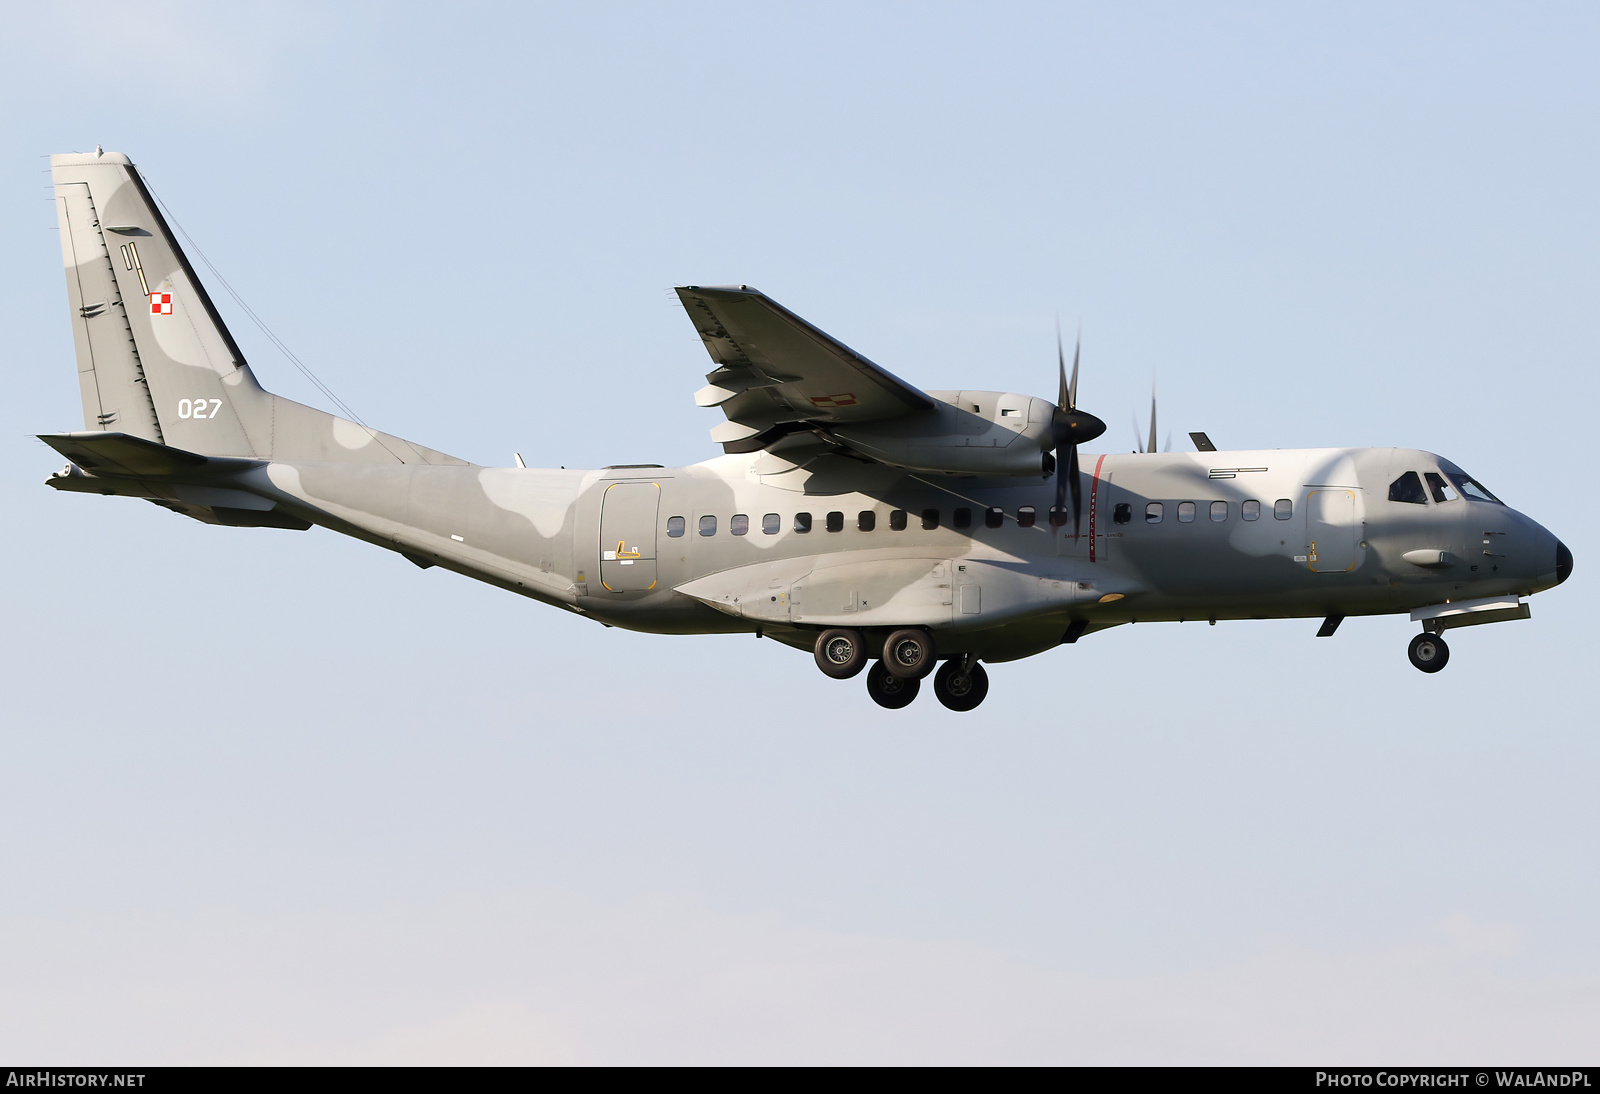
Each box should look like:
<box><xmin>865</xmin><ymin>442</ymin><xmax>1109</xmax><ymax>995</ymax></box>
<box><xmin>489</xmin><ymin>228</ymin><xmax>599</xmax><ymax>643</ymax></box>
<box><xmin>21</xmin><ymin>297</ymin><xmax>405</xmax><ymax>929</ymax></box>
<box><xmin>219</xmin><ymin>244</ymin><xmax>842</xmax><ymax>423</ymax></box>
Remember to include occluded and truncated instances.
<box><xmin>1394</xmin><ymin>468</ymin><xmax>1504</xmax><ymax>506</ymax></box>
<box><xmin>1445</xmin><ymin>472</ymin><xmax>1502</xmax><ymax>504</ymax></box>
<box><xmin>1423</xmin><ymin>472</ymin><xmax>1457</xmax><ymax>503</ymax></box>
<box><xmin>1388</xmin><ymin>471</ymin><xmax>1427</xmax><ymax>504</ymax></box>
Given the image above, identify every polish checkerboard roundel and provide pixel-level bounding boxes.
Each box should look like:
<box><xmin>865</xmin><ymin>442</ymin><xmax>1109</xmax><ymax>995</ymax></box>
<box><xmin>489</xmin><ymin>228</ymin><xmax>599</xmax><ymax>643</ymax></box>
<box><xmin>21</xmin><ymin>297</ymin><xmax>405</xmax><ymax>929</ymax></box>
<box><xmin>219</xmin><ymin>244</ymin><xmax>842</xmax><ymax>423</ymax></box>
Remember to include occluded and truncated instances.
<box><xmin>149</xmin><ymin>292</ymin><xmax>172</xmax><ymax>315</ymax></box>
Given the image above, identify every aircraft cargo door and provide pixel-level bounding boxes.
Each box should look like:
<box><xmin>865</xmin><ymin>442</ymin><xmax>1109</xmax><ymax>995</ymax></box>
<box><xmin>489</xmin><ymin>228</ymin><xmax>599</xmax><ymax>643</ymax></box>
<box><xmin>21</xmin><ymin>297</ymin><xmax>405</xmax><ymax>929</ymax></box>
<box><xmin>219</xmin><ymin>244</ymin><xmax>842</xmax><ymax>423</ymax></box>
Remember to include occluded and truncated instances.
<box><xmin>599</xmin><ymin>482</ymin><xmax>660</xmax><ymax>593</ymax></box>
<box><xmin>1305</xmin><ymin>489</ymin><xmax>1359</xmax><ymax>573</ymax></box>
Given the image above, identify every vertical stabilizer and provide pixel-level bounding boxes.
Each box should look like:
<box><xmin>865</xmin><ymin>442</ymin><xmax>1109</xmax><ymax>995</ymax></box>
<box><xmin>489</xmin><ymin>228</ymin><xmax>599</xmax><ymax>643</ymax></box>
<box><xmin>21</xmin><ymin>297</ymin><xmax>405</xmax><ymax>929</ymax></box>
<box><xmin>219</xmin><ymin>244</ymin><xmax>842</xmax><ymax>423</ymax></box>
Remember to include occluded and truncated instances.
<box><xmin>49</xmin><ymin>151</ymin><xmax>464</xmax><ymax>467</ymax></box>
<box><xmin>52</xmin><ymin>150</ymin><xmax>262</xmax><ymax>456</ymax></box>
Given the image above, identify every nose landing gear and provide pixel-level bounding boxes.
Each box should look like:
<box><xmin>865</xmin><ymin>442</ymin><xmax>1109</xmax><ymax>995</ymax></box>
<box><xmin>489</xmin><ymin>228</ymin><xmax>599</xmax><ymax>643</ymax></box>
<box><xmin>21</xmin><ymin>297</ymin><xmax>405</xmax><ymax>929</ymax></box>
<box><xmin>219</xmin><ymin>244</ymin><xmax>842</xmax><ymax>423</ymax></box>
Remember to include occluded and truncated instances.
<box><xmin>1408</xmin><ymin>631</ymin><xmax>1450</xmax><ymax>673</ymax></box>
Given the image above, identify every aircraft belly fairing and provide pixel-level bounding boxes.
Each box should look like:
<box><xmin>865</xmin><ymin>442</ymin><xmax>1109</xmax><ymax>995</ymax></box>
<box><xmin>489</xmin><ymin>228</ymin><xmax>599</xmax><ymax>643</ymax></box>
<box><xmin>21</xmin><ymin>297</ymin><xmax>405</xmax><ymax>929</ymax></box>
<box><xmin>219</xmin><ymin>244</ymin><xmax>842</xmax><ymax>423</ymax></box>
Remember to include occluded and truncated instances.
<box><xmin>676</xmin><ymin>553</ymin><xmax>1128</xmax><ymax>632</ymax></box>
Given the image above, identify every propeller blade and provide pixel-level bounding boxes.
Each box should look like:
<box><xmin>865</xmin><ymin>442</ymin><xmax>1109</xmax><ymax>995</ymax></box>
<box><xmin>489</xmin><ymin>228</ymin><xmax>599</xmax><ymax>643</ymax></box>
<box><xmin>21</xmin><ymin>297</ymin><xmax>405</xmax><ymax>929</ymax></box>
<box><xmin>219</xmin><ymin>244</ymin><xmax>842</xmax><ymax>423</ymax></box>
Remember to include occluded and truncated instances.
<box><xmin>1067</xmin><ymin>441</ymin><xmax>1084</xmax><ymax>536</ymax></box>
<box><xmin>1147</xmin><ymin>388</ymin><xmax>1158</xmax><ymax>458</ymax></box>
<box><xmin>1054</xmin><ymin>442</ymin><xmax>1069</xmax><ymax>514</ymax></box>
<box><xmin>1056</xmin><ymin>322</ymin><xmax>1070</xmax><ymax>410</ymax></box>
<box><xmin>1045</xmin><ymin>320</ymin><xmax>1104</xmax><ymax>535</ymax></box>
<box><xmin>1069</xmin><ymin>333</ymin><xmax>1081</xmax><ymax>411</ymax></box>
<box><xmin>1132</xmin><ymin>414</ymin><xmax>1145</xmax><ymax>453</ymax></box>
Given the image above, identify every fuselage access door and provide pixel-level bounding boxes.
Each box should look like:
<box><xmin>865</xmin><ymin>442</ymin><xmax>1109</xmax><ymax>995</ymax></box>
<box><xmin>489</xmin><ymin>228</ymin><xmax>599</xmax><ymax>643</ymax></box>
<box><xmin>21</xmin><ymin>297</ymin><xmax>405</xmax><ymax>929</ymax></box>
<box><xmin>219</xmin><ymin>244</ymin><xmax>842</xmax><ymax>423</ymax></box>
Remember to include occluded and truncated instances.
<box><xmin>1305</xmin><ymin>487</ymin><xmax>1362</xmax><ymax>573</ymax></box>
<box><xmin>599</xmin><ymin>480</ymin><xmax>660</xmax><ymax>593</ymax></box>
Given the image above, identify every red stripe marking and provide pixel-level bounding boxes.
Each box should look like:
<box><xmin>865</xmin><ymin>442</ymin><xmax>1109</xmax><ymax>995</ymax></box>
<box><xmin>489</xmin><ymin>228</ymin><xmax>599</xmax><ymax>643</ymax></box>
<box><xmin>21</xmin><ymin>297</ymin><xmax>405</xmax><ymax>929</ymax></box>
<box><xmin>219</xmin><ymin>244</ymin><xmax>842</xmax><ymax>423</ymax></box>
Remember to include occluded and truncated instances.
<box><xmin>1088</xmin><ymin>454</ymin><xmax>1107</xmax><ymax>562</ymax></box>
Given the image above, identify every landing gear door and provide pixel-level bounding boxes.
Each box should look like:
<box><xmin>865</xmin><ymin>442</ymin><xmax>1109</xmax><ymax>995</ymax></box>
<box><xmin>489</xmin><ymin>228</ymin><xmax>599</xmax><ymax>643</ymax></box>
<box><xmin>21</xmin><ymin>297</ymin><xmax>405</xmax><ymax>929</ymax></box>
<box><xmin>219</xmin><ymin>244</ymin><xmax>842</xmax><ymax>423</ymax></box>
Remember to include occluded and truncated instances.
<box><xmin>1305</xmin><ymin>488</ymin><xmax>1360</xmax><ymax>573</ymax></box>
<box><xmin>599</xmin><ymin>482</ymin><xmax>660</xmax><ymax>593</ymax></box>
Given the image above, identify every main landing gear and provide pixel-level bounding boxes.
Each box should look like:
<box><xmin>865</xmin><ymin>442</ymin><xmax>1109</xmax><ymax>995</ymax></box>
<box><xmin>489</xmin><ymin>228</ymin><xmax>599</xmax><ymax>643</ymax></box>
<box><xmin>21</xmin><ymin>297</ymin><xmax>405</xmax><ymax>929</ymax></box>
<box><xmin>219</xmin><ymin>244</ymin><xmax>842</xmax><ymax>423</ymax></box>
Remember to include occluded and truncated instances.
<box><xmin>814</xmin><ymin>628</ymin><xmax>869</xmax><ymax>679</ymax></box>
<box><xmin>932</xmin><ymin>658</ymin><xmax>989</xmax><ymax>712</ymax></box>
<box><xmin>1408</xmin><ymin>631</ymin><xmax>1450</xmax><ymax>673</ymax></box>
<box><xmin>866</xmin><ymin>661</ymin><xmax>919</xmax><ymax>708</ymax></box>
<box><xmin>813</xmin><ymin>628</ymin><xmax>991</xmax><ymax>711</ymax></box>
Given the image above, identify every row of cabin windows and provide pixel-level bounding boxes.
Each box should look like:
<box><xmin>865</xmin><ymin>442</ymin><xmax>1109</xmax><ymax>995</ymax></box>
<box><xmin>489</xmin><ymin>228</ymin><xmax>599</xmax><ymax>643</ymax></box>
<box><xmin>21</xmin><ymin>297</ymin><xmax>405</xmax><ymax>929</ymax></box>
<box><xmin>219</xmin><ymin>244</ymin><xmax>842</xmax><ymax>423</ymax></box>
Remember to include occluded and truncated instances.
<box><xmin>669</xmin><ymin>509</ymin><xmax>957</xmax><ymax>537</ymax></box>
<box><xmin>1388</xmin><ymin>470</ymin><xmax>1502</xmax><ymax>506</ymax></box>
<box><xmin>666</xmin><ymin>498</ymin><xmax>1296</xmax><ymax>538</ymax></box>
<box><xmin>1127</xmin><ymin>498</ymin><xmax>1294</xmax><ymax>524</ymax></box>
<box><xmin>669</xmin><ymin>508</ymin><xmax>1019</xmax><ymax>537</ymax></box>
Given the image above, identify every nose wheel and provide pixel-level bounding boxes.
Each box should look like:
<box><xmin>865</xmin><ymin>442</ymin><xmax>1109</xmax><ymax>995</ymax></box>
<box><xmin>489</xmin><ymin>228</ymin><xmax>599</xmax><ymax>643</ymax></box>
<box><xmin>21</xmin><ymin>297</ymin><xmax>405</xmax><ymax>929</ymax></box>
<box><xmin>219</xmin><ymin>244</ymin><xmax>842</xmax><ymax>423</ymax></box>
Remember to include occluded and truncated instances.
<box><xmin>1408</xmin><ymin>632</ymin><xmax>1450</xmax><ymax>673</ymax></box>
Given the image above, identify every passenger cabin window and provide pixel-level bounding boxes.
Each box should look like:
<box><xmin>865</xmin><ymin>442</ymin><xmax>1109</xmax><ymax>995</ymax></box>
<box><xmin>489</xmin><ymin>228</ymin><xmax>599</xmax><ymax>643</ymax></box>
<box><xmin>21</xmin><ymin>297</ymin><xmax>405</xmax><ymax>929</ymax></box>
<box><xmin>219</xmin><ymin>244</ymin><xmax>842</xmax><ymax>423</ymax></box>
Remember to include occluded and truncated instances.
<box><xmin>1241</xmin><ymin>500</ymin><xmax>1260</xmax><ymax>521</ymax></box>
<box><xmin>1113</xmin><ymin>503</ymin><xmax>1132</xmax><ymax>525</ymax></box>
<box><xmin>858</xmin><ymin>510</ymin><xmax>876</xmax><ymax>532</ymax></box>
<box><xmin>1210</xmin><ymin>501</ymin><xmax>1228</xmax><ymax>522</ymax></box>
<box><xmin>1145</xmin><ymin>502</ymin><xmax>1163</xmax><ymax>523</ymax></box>
<box><xmin>953</xmin><ymin>508</ymin><xmax>972</xmax><ymax>529</ymax></box>
<box><xmin>730</xmin><ymin>514</ymin><xmax>749</xmax><ymax>536</ymax></box>
<box><xmin>1446</xmin><ymin>472</ymin><xmax>1501</xmax><ymax>504</ymax></box>
<box><xmin>921</xmin><ymin>508</ymin><xmax>940</xmax><ymax>530</ymax></box>
<box><xmin>1424</xmin><ymin>472</ymin><xmax>1458</xmax><ymax>503</ymax></box>
<box><xmin>1274</xmin><ymin>498</ymin><xmax>1293</xmax><ymax>520</ymax></box>
<box><xmin>1017</xmin><ymin>506</ymin><xmax>1037</xmax><ymax>528</ymax></box>
<box><xmin>1178</xmin><ymin>502</ymin><xmax>1196</xmax><ymax>523</ymax></box>
<box><xmin>699</xmin><ymin>515</ymin><xmax>717</xmax><ymax>536</ymax></box>
<box><xmin>1048</xmin><ymin>505</ymin><xmax>1069</xmax><ymax>527</ymax></box>
<box><xmin>1389</xmin><ymin>471</ymin><xmax>1427</xmax><ymax>505</ymax></box>
<box><xmin>762</xmin><ymin>513</ymin><xmax>780</xmax><ymax>534</ymax></box>
<box><xmin>666</xmin><ymin>516</ymin><xmax>686</xmax><ymax>538</ymax></box>
<box><xmin>985</xmin><ymin>507</ymin><xmax>1004</xmax><ymax>528</ymax></box>
<box><xmin>890</xmin><ymin>509</ymin><xmax>908</xmax><ymax>531</ymax></box>
<box><xmin>826</xmin><ymin>511</ymin><xmax>844</xmax><ymax>532</ymax></box>
<box><xmin>794</xmin><ymin>512</ymin><xmax>812</xmax><ymax>533</ymax></box>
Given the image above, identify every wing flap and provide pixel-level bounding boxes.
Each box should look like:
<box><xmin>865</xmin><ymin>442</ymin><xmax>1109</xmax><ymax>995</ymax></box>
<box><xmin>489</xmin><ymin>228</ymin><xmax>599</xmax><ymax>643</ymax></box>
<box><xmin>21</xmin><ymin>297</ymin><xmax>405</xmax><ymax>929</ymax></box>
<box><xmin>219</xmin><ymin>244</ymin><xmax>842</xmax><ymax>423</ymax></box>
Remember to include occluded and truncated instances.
<box><xmin>675</xmin><ymin>286</ymin><xmax>935</xmax><ymax>442</ymax></box>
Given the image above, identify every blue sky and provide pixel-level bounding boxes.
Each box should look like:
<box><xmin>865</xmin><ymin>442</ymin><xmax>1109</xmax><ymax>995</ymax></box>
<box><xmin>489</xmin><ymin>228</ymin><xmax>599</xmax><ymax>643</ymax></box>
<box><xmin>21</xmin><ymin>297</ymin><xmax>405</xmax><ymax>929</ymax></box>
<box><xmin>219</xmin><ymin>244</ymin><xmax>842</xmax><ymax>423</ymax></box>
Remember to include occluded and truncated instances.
<box><xmin>1</xmin><ymin>1</ymin><xmax>1595</xmax><ymax>1063</ymax></box>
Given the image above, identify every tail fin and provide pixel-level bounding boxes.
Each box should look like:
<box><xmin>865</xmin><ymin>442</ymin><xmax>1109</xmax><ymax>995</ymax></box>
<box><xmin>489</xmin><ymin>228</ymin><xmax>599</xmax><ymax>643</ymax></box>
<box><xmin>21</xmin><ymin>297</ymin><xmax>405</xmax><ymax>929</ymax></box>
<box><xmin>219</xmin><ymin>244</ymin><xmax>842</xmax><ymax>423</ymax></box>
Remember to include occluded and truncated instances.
<box><xmin>50</xmin><ymin>151</ymin><xmax>462</xmax><ymax>467</ymax></box>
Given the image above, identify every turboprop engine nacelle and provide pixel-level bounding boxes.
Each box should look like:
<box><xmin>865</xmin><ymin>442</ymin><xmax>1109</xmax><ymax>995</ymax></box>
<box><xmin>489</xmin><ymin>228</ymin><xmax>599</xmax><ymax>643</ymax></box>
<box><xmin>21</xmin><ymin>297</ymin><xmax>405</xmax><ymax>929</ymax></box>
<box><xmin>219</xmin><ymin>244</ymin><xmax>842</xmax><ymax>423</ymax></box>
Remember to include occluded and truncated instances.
<box><xmin>829</xmin><ymin>391</ymin><xmax>1055</xmax><ymax>477</ymax></box>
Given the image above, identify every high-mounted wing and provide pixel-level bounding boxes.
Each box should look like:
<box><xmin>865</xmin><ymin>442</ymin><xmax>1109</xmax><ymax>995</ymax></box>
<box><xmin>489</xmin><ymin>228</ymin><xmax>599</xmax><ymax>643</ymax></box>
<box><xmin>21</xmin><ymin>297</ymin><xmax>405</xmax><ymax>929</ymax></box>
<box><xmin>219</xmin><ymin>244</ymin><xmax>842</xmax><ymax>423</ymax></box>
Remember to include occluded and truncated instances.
<box><xmin>677</xmin><ymin>285</ymin><xmax>936</xmax><ymax>452</ymax></box>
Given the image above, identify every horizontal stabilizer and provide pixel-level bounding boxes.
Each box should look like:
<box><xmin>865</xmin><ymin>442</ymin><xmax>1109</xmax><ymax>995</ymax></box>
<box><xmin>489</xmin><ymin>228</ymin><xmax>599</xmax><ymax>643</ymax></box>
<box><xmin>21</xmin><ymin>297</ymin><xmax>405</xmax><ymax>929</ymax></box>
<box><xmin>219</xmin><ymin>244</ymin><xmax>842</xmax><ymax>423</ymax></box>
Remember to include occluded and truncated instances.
<box><xmin>39</xmin><ymin>431</ymin><xmax>258</xmax><ymax>479</ymax></box>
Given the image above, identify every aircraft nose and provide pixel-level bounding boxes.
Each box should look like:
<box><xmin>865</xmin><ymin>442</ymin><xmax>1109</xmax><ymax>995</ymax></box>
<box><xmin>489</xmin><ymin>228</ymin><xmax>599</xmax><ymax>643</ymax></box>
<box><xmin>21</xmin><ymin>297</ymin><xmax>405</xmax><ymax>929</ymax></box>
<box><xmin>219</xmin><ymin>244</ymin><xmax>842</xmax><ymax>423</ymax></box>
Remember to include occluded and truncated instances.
<box><xmin>1556</xmin><ymin>540</ymin><xmax>1573</xmax><ymax>585</ymax></box>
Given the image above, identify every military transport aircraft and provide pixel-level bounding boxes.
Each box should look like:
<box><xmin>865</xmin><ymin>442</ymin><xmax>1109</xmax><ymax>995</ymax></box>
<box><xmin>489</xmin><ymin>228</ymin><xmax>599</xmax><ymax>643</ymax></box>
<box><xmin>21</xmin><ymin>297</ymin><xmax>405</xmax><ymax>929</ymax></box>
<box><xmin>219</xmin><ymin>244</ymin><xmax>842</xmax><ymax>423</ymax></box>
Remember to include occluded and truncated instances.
<box><xmin>40</xmin><ymin>150</ymin><xmax>1573</xmax><ymax>711</ymax></box>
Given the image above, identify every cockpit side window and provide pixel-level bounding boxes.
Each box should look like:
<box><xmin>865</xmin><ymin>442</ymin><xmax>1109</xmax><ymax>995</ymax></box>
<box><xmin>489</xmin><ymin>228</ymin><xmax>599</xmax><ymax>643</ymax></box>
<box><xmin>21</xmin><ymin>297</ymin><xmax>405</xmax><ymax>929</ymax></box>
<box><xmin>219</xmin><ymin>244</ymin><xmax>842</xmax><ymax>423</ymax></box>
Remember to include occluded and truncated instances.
<box><xmin>1424</xmin><ymin>472</ymin><xmax>1458</xmax><ymax>503</ymax></box>
<box><xmin>1388</xmin><ymin>471</ymin><xmax>1427</xmax><ymax>505</ymax></box>
<box><xmin>1445</xmin><ymin>472</ymin><xmax>1502</xmax><ymax>504</ymax></box>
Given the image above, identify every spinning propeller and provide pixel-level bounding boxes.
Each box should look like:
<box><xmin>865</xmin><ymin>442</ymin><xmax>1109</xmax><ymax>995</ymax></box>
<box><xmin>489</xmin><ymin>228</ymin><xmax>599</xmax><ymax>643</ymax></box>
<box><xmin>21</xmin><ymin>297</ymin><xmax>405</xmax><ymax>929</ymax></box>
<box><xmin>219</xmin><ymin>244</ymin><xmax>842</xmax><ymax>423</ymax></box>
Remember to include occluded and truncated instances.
<box><xmin>1048</xmin><ymin>325</ymin><xmax>1107</xmax><ymax>535</ymax></box>
<box><xmin>1132</xmin><ymin>387</ymin><xmax>1171</xmax><ymax>453</ymax></box>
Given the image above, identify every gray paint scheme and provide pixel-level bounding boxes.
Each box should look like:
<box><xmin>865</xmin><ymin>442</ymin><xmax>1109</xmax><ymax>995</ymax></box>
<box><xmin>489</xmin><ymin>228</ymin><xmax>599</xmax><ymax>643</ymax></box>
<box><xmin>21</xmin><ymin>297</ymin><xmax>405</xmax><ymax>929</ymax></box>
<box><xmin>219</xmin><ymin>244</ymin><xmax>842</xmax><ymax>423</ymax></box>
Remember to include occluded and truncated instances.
<box><xmin>41</xmin><ymin>152</ymin><xmax>1572</xmax><ymax>700</ymax></box>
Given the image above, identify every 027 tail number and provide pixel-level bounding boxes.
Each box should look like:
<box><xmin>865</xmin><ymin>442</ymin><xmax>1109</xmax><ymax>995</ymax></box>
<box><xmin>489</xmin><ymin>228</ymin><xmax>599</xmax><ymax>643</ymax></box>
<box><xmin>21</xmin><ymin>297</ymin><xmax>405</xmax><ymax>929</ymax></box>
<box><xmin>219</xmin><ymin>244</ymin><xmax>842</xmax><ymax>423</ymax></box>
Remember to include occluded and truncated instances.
<box><xmin>178</xmin><ymin>399</ymin><xmax>223</xmax><ymax>419</ymax></box>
